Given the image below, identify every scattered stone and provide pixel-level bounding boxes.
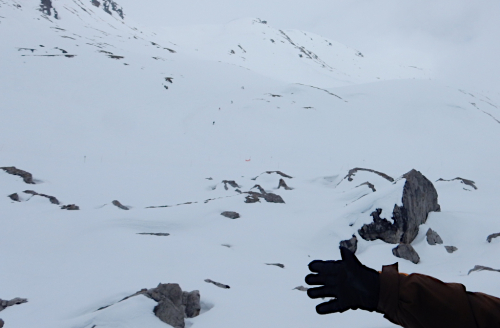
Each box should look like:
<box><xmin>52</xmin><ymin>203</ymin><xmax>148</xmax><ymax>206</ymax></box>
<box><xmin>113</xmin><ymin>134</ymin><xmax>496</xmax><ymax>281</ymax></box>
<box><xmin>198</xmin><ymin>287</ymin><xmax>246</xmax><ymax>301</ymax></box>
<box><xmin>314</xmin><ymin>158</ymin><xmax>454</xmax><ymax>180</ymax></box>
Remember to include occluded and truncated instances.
<box><xmin>264</xmin><ymin>193</ymin><xmax>285</xmax><ymax>203</ymax></box>
<box><xmin>340</xmin><ymin>235</ymin><xmax>358</xmax><ymax>254</ymax></box>
<box><xmin>0</xmin><ymin>318</ymin><xmax>3</xmax><ymax>327</ymax></box>
<box><xmin>468</xmin><ymin>265</ymin><xmax>500</xmax><ymax>275</ymax></box>
<box><xmin>359</xmin><ymin>169</ymin><xmax>440</xmax><ymax>245</ymax></box>
<box><xmin>112</xmin><ymin>200</ymin><xmax>129</xmax><ymax>210</ymax></box>
<box><xmin>436</xmin><ymin>177</ymin><xmax>477</xmax><ymax>190</ymax></box>
<box><xmin>445</xmin><ymin>246</ymin><xmax>458</xmax><ymax>253</ymax></box>
<box><xmin>392</xmin><ymin>244</ymin><xmax>420</xmax><ymax>264</ymax></box>
<box><xmin>61</xmin><ymin>204</ymin><xmax>79</xmax><ymax>210</ymax></box>
<box><xmin>487</xmin><ymin>233</ymin><xmax>500</xmax><ymax>243</ymax></box>
<box><xmin>244</xmin><ymin>192</ymin><xmax>261</xmax><ymax>203</ymax></box>
<box><xmin>137</xmin><ymin>233</ymin><xmax>170</xmax><ymax>236</ymax></box>
<box><xmin>222</xmin><ymin>180</ymin><xmax>240</xmax><ymax>190</ymax></box>
<box><xmin>221</xmin><ymin>244</ymin><xmax>231</xmax><ymax>248</ymax></box>
<box><xmin>1</xmin><ymin>166</ymin><xmax>35</xmax><ymax>184</ymax></box>
<box><xmin>0</xmin><ymin>297</ymin><xmax>28</xmax><ymax>312</ymax></box>
<box><xmin>265</xmin><ymin>263</ymin><xmax>285</xmax><ymax>268</ymax></box>
<box><xmin>293</xmin><ymin>286</ymin><xmax>309</xmax><ymax>291</ymax></box>
<box><xmin>23</xmin><ymin>190</ymin><xmax>60</xmax><ymax>204</ymax></box>
<box><xmin>343</xmin><ymin>167</ymin><xmax>394</xmax><ymax>183</ymax></box>
<box><xmin>252</xmin><ymin>184</ymin><xmax>267</xmax><ymax>194</ymax></box>
<box><xmin>266</xmin><ymin>171</ymin><xmax>293</xmax><ymax>178</ymax></box>
<box><xmin>8</xmin><ymin>193</ymin><xmax>20</xmax><ymax>202</ymax></box>
<box><xmin>221</xmin><ymin>211</ymin><xmax>240</xmax><ymax>219</ymax></box>
<box><xmin>426</xmin><ymin>228</ymin><xmax>443</xmax><ymax>245</ymax></box>
<box><xmin>204</xmin><ymin>279</ymin><xmax>230</xmax><ymax>289</ymax></box>
<box><xmin>278</xmin><ymin>179</ymin><xmax>293</xmax><ymax>190</ymax></box>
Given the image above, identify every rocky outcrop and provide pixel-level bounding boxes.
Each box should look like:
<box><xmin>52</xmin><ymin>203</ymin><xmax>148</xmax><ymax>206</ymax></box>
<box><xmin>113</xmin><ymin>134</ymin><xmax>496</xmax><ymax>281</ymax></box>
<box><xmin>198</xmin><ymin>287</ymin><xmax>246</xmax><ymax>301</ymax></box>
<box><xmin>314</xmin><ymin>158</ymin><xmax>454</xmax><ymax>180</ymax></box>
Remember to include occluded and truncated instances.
<box><xmin>222</xmin><ymin>180</ymin><xmax>240</xmax><ymax>190</ymax></box>
<box><xmin>221</xmin><ymin>211</ymin><xmax>240</xmax><ymax>219</ymax></box>
<box><xmin>0</xmin><ymin>318</ymin><xmax>3</xmax><ymax>327</ymax></box>
<box><xmin>487</xmin><ymin>233</ymin><xmax>500</xmax><ymax>243</ymax></box>
<box><xmin>1</xmin><ymin>166</ymin><xmax>35</xmax><ymax>184</ymax></box>
<box><xmin>426</xmin><ymin>228</ymin><xmax>443</xmax><ymax>245</ymax></box>
<box><xmin>61</xmin><ymin>204</ymin><xmax>79</xmax><ymax>210</ymax></box>
<box><xmin>340</xmin><ymin>235</ymin><xmax>358</xmax><ymax>254</ymax></box>
<box><xmin>0</xmin><ymin>297</ymin><xmax>28</xmax><ymax>312</ymax></box>
<box><xmin>101</xmin><ymin>0</ymin><xmax>124</xmax><ymax>19</ymax></box>
<box><xmin>359</xmin><ymin>169</ymin><xmax>440</xmax><ymax>245</ymax></box>
<box><xmin>8</xmin><ymin>193</ymin><xmax>20</xmax><ymax>202</ymax></box>
<box><xmin>252</xmin><ymin>171</ymin><xmax>293</xmax><ymax>180</ymax></box>
<box><xmin>436</xmin><ymin>177</ymin><xmax>477</xmax><ymax>190</ymax></box>
<box><xmin>24</xmin><ymin>190</ymin><xmax>60</xmax><ymax>204</ymax></box>
<box><xmin>445</xmin><ymin>246</ymin><xmax>458</xmax><ymax>253</ymax></box>
<box><xmin>205</xmin><ymin>279</ymin><xmax>230</xmax><ymax>289</ymax></box>
<box><xmin>392</xmin><ymin>244</ymin><xmax>420</xmax><ymax>264</ymax></box>
<box><xmin>343</xmin><ymin>167</ymin><xmax>394</xmax><ymax>183</ymax></box>
<box><xmin>263</xmin><ymin>193</ymin><xmax>285</xmax><ymax>203</ymax></box>
<box><xmin>243</xmin><ymin>188</ymin><xmax>285</xmax><ymax>204</ymax></box>
<box><xmin>468</xmin><ymin>265</ymin><xmax>500</xmax><ymax>275</ymax></box>
<box><xmin>39</xmin><ymin>0</ymin><xmax>58</xmax><ymax>18</ymax></box>
<box><xmin>278</xmin><ymin>179</ymin><xmax>292</xmax><ymax>190</ymax></box>
<box><xmin>112</xmin><ymin>200</ymin><xmax>129</xmax><ymax>210</ymax></box>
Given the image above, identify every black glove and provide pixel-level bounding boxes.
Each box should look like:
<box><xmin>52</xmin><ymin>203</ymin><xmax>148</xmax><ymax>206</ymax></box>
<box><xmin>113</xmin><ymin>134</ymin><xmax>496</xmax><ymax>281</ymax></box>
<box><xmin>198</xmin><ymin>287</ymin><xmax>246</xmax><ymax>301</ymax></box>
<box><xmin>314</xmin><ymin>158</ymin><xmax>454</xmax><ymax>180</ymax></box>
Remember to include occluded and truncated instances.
<box><xmin>305</xmin><ymin>246</ymin><xmax>380</xmax><ymax>314</ymax></box>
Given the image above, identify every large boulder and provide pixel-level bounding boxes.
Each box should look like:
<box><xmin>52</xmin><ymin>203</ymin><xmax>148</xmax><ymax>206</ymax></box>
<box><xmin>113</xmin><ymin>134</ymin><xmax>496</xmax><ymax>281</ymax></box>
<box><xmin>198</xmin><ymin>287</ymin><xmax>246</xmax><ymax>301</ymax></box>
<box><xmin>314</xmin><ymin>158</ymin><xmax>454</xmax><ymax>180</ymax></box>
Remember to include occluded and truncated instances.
<box><xmin>359</xmin><ymin>169</ymin><xmax>440</xmax><ymax>245</ymax></box>
<box><xmin>392</xmin><ymin>244</ymin><xmax>420</xmax><ymax>264</ymax></box>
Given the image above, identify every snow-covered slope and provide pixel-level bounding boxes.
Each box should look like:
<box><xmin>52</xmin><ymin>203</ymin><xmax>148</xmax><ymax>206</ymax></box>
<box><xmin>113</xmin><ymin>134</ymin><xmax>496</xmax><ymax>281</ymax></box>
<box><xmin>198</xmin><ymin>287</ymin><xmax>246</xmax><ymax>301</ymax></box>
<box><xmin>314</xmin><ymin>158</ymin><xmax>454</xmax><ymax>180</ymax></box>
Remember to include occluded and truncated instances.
<box><xmin>1</xmin><ymin>1</ymin><xmax>500</xmax><ymax>327</ymax></box>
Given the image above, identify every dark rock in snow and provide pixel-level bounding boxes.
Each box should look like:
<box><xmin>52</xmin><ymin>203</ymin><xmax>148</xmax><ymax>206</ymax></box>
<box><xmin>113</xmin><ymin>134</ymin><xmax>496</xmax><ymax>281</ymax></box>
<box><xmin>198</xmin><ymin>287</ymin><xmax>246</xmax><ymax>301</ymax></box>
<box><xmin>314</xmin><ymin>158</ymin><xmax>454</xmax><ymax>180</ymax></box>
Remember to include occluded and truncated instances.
<box><xmin>468</xmin><ymin>265</ymin><xmax>500</xmax><ymax>275</ymax></box>
<box><xmin>222</xmin><ymin>180</ymin><xmax>240</xmax><ymax>190</ymax></box>
<box><xmin>137</xmin><ymin>233</ymin><xmax>170</xmax><ymax>236</ymax></box>
<box><xmin>436</xmin><ymin>177</ymin><xmax>477</xmax><ymax>190</ymax></box>
<box><xmin>426</xmin><ymin>228</ymin><xmax>443</xmax><ymax>245</ymax></box>
<box><xmin>340</xmin><ymin>235</ymin><xmax>358</xmax><ymax>254</ymax></box>
<box><xmin>151</xmin><ymin>284</ymin><xmax>185</xmax><ymax>328</ymax></box>
<box><xmin>204</xmin><ymin>279</ymin><xmax>230</xmax><ymax>289</ymax></box>
<box><xmin>392</xmin><ymin>244</ymin><xmax>420</xmax><ymax>264</ymax></box>
<box><xmin>91</xmin><ymin>0</ymin><xmax>101</xmax><ymax>7</ymax></box>
<box><xmin>265</xmin><ymin>263</ymin><xmax>285</xmax><ymax>268</ymax></box>
<box><xmin>278</xmin><ymin>178</ymin><xmax>293</xmax><ymax>190</ymax></box>
<box><xmin>252</xmin><ymin>184</ymin><xmax>267</xmax><ymax>194</ymax></box>
<box><xmin>263</xmin><ymin>193</ymin><xmax>285</xmax><ymax>203</ymax></box>
<box><xmin>344</xmin><ymin>167</ymin><xmax>394</xmax><ymax>182</ymax></box>
<box><xmin>0</xmin><ymin>297</ymin><xmax>28</xmax><ymax>311</ymax></box>
<box><xmin>101</xmin><ymin>0</ymin><xmax>124</xmax><ymax>19</ymax></box>
<box><xmin>221</xmin><ymin>211</ymin><xmax>240</xmax><ymax>219</ymax></box>
<box><xmin>39</xmin><ymin>0</ymin><xmax>59</xmax><ymax>18</ymax></box>
<box><xmin>244</xmin><ymin>193</ymin><xmax>261</xmax><ymax>203</ymax></box>
<box><xmin>112</xmin><ymin>200</ymin><xmax>129</xmax><ymax>210</ymax></box>
<box><xmin>357</xmin><ymin>181</ymin><xmax>376</xmax><ymax>192</ymax></box>
<box><xmin>24</xmin><ymin>190</ymin><xmax>60</xmax><ymax>204</ymax></box>
<box><xmin>359</xmin><ymin>169</ymin><xmax>440</xmax><ymax>245</ymax></box>
<box><xmin>445</xmin><ymin>246</ymin><xmax>458</xmax><ymax>253</ymax></box>
<box><xmin>182</xmin><ymin>290</ymin><xmax>201</xmax><ymax>318</ymax></box>
<box><xmin>61</xmin><ymin>204</ymin><xmax>79</xmax><ymax>210</ymax></box>
<box><xmin>266</xmin><ymin>171</ymin><xmax>293</xmax><ymax>178</ymax></box>
<box><xmin>293</xmin><ymin>286</ymin><xmax>309</xmax><ymax>291</ymax></box>
<box><xmin>1</xmin><ymin>166</ymin><xmax>35</xmax><ymax>184</ymax></box>
<box><xmin>487</xmin><ymin>233</ymin><xmax>500</xmax><ymax>243</ymax></box>
<box><xmin>0</xmin><ymin>318</ymin><xmax>3</xmax><ymax>327</ymax></box>
<box><xmin>8</xmin><ymin>193</ymin><xmax>20</xmax><ymax>202</ymax></box>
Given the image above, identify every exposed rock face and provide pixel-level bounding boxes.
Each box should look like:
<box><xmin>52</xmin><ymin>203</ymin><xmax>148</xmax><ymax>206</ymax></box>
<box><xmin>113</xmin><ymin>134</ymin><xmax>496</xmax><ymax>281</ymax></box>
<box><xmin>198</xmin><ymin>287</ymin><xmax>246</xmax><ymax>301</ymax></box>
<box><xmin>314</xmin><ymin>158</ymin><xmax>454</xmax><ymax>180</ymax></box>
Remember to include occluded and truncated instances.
<box><xmin>1</xmin><ymin>166</ymin><xmax>35</xmax><ymax>184</ymax></box>
<box><xmin>148</xmin><ymin>284</ymin><xmax>200</xmax><ymax>328</ymax></box>
<box><xmin>39</xmin><ymin>0</ymin><xmax>58</xmax><ymax>18</ymax></box>
<box><xmin>339</xmin><ymin>235</ymin><xmax>358</xmax><ymax>254</ymax></box>
<box><xmin>243</xmin><ymin>189</ymin><xmax>285</xmax><ymax>203</ymax></box>
<box><xmin>487</xmin><ymin>233</ymin><xmax>500</xmax><ymax>243</ymax></box>
<box><xmin>61</xmin><ymin>204</ymin><xmax>79</xmax><ymax>210</ymax></box>
<box><xmin>426</xmin><ymin>228</ymin><xmax>443</xmax><ymax>245</ymax></box>
<box><xmin>221</xmin><ymin>211</ymin><xmax>240</xmax><ymax>219</ymax></box>
<box><xmin>0</xmin><ymin>297</ymin><xmax>28</xmax><ymax>311</ymax></box>
<box><xmin>263</xmin><ymin>193</ymin><xmax>285</xmax><ymax>203</ymax></box>
<box><xmin>205</xmin><ymin>279</ymin><xmax>230</xmax><ymax>289</ymax></box>
<box><xmin>112</xmin><ymin>200</ymin><xmax>129</xmax><ymax>210</ymax></box>
<box><xmin>344</xmin><ymin>167</ymin><xmax>394</xmax><ymax>182</ymax></box>
<box><xmin>445</xmin><ymin>246</ymin><xmax>458</xmax><ymax>253</ymax></box>
<box><xmin>182</xmin><ymin>290</ymin><xmax>201</xmax><ymax>318</ymax></box>
<box><xmin>101</xmin><ymin>0</ymin><xmax>124</xmax><ymax>19</ymax></box>
<box><xmin>359</xmin><ymin>169</ymin><xmax>440</xmax><ymax>245</ymax></box>
<box><xmin>468</xmin><ymin>265</ymin><xmax>500</xmax><ymax>275</ymax></box>
<box><xmin>392</xmin><ymin>244</ymin><xmax>420</xmax><ymax>264</ymax></box>
<box><xmin>24</xmin><ymin>190</ymin><xmax>60</xmax><ymax>204</ymax></box>
<box><xmin>8</xmin><ymin>193</ymin><xmax>20</xmax><ymax>201</ymax></box>
<box><xmin>278</xmin><ymin>178</ymin><xmax>292</xmax><ymax>190</ymax></box>
<box><xmin>436</xmin><ymin>177</ymin><xmax>477</xmax><ymax>190</ymax></box>
<box><xmin>222</xmin><ymin>180</ymin><xmax>240</xmax><ymax>190</ymax></box>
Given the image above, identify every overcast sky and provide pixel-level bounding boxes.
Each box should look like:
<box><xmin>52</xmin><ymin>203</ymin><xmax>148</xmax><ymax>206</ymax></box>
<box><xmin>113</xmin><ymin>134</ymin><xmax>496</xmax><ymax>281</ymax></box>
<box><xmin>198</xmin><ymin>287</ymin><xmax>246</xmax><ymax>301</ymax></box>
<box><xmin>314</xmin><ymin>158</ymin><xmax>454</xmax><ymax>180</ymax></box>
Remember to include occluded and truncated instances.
<box><xmin>121</xmin><ymin>0</ymin><xmax>500</xmax><ymax>95</ymax></box>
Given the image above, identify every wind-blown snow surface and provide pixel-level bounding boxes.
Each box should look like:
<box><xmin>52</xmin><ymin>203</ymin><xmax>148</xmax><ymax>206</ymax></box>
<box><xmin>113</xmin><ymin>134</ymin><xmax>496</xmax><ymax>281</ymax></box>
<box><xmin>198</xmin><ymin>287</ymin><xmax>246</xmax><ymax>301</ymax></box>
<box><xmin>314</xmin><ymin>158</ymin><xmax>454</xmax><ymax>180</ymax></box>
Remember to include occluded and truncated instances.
<box><xmin>1</xmin><ymin>1</ymin><xmax>500</xmax><ymax>327</ymax></box>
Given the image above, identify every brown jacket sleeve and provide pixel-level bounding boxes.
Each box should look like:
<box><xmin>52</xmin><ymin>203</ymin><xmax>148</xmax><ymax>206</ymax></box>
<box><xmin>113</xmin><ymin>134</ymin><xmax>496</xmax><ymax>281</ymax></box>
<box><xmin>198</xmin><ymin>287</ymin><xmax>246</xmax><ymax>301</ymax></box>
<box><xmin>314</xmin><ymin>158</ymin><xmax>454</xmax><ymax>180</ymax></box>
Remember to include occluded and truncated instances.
<box><xmin>376</xmin><ymin>263</ymin><xmax>500</xmax><ymax>328</ymax></box>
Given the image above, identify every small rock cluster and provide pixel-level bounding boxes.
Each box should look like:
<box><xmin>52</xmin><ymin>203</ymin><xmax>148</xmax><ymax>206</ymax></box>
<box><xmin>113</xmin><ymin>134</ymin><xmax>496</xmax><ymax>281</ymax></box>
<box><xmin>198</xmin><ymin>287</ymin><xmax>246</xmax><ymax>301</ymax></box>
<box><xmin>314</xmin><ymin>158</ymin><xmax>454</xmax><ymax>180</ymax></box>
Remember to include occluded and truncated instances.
<box><xmin>1</xmin><ymin>166</ymin><xmax>35</xmax><ymax>184</ymax></box>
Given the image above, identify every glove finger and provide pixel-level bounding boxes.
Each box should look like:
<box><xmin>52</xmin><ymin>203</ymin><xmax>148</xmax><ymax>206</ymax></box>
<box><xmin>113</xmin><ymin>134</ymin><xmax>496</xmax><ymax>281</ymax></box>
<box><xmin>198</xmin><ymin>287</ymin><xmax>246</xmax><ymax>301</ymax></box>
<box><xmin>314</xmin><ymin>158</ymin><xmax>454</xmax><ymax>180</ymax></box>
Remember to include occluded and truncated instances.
<box><xmin>339</xmin><ymin>246</ymin><xmax>362</xmax><ymax>269</ymax></box>
<box><xmin>308</xmin><ymin>260</ymin><xmax>343</xmax><ymax>273</ymax></box>
<box><xmin>307</xmin><ymin>286</ymin><xmax>339</xmax><ymax>299</ymax></box>
<box><xmin>305</xmin><ymin>273</ymin><xmax>330</xmax><ymax>285</ymax></box>
<box><xmin>316</xmin><ymin>299</ymin><xmax>350</xmax><ymax>314</ymax></box>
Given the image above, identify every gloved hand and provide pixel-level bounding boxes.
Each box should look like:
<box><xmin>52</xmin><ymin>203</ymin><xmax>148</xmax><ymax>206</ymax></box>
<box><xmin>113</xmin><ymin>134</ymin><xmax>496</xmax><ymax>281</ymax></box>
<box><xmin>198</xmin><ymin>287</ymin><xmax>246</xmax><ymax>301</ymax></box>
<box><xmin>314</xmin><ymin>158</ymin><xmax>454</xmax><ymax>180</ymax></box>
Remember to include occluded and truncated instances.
<box><xmin>305</xmin><ymin>246</ymin><xmax>380</xmax><ymax>314</ymax></box>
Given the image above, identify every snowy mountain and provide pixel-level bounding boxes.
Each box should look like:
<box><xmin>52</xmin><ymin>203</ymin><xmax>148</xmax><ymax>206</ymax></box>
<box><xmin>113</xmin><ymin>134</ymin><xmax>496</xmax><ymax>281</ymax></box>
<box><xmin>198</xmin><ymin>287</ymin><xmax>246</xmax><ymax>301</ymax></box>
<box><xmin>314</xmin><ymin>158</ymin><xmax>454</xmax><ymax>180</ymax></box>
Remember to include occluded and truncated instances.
<box><xmin>1</xmin><ymin>1</ymin><xmax>500</xmax><ymax>327</ymax></box>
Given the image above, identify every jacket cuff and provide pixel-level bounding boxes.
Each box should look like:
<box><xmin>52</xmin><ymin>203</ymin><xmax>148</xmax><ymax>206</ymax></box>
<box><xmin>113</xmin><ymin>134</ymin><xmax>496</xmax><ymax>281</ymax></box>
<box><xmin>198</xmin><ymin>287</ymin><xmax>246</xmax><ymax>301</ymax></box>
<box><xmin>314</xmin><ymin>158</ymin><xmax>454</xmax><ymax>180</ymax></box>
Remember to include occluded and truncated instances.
<box><xmin>376</xmin><ymin>263</ymin><xmax>400</xmax><ymax>320</ymax></box>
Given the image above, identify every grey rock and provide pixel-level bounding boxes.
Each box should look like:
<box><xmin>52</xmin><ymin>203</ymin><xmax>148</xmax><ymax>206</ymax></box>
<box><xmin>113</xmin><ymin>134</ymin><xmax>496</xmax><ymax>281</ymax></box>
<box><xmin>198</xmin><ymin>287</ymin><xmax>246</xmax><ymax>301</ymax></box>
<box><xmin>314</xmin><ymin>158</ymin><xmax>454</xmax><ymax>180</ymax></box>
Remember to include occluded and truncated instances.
<box><xmin>468</xmin><ymin>265</ymin><xmax>500</xmax><ymax>275</ymax></box>
<box><xmin>265</xmin><ymin>263</ymin><xmax>285</xmax><ymax>268</ymax></box>
<box><xmin>112</xmin><ymin>200</ymin><xmax>129</xmax><ymax>210</ymax></box>
<box><xmin>487</xmin><ymin>233</ymin><xmax>500</xmax><ymax>243</ymax></box>
<box><xmin>436</xmin><ymin>177</ymin><xmax>477</xmax><ymax>190</ymax></box>
<box><xmin>344</xmin><ymin>167</ymin><xmax>394</xmax><ymax>183</ymax></box>
<box><xmin>8</xmin><ymin>193</ymin><xmax>20</xmax><ymax>202</ymax></box>
<box><xmin>182</xmin><ymin>290</ymin><xmax>201</xmax><ymax>318</ymax></box>
<box><xmin>293</xmin><ymin>286</ymin><xmax>309</xmax><ymax>291</ymax></box>
<box><xmin>278</xmin><ymin>178</ymin><xmax>293</xmax><ymax>190</ymax></box>
<box><xmin>266</xmin><ymin>171</ymin><xmax>293</xmax><ymax>179</ymax></box>
<box><xmin>359</xmin><ymin>169</ymin><xmax>440</xmax><ymax>244</ymax></box>
<box><xmin>23</xmin><ymin>190</ymin><xmax>60</xmax><ymax>205</ymax></box>
<box><xmin>1</xmin><ymin>166</ymin><xmax>35</xmax><ymax>184</ymax></box>
<box><xmin>61</xmin><ymin>204</ymin><xmax>79</xmax><ymax>210</ymax></box>
<box><xmin>392</xmin><ymin>244</ymin><xmax>420</xmax><ymax>264</ymax></box>
<box><xmin>204</xmin><ymin>279</ymin><xmax>230</xmax><ymax>289</ymax></box>
<box><xmin>263</xmin><ymin>193</ymin><xmax>285</xmax><ymax>203</ymax></box>
<box><xmin>0</xmin><ymin>318</ymin><xmax>4</xmax><ymax>328</ymax></box>
<box><xmin>222</xmin><ymin>180</ymin><xmax>240</xmax><ymax>190</ymax></box>
<box><xmin>137</xmin><ymin>233</ymin><xmax>170</xmax><ymax>236</ymax></box>
<box><xmin>0</xmin><ymin>297</ymin><xmax>27</xmax><ymax>312</ymax></box>
<box><xmin>426</xmin><ymin>228</ymin><xmax>443</xmax><ymax>245</ymax></box>
<box><xmin>445</xmin><ymin>246</ymin><xmax>458</xmax><ymax>253</ymax></box>
<box><xmin>357</xmin><ymin>181</ymin><xmax>376</xmax><ymax>192</ymax></box>
<box><xmin>154</xmin><ymin>297</ymin><xmax>185</xmax><ymax>328</ymax></box>
<box><xmin>221</xmin><ymin>211</ymin><xmax>240</xmax><ymax>219</ymax></box>
<box><xmin>252</xmin><ymin>184</ymin><xmax>267</xmax><ymax>194</ymax></box>
<box><xmin>244</xmin><ymin>193</ymin><xmax>261</xmax><ymax>203</ymax></box>
<box><xmin>340</xmin><ymin>235</ymin><xmax>358</xmax><ymax>254</ymax></box>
